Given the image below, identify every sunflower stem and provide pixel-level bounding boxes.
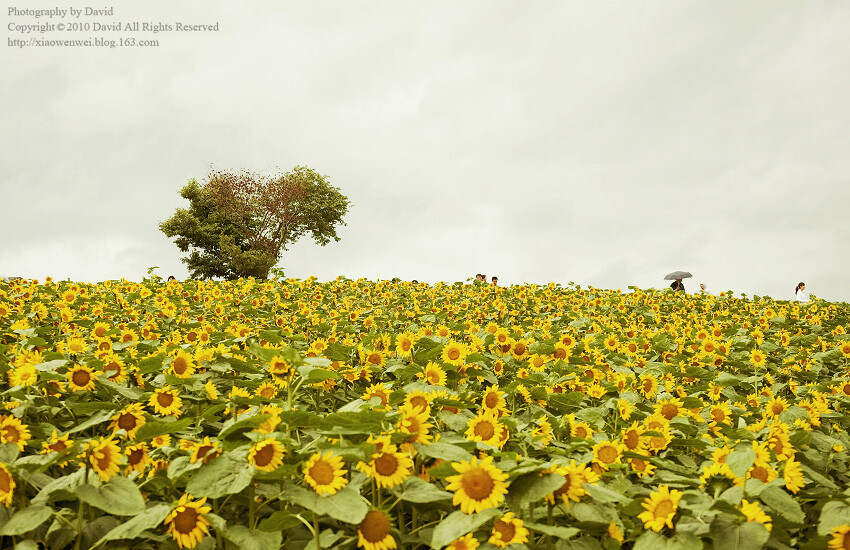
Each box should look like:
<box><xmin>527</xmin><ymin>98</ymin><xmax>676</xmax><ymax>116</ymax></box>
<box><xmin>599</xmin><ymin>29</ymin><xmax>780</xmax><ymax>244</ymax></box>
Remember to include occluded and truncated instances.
<box><xmin>249</xmin><ymin>483</ymin><xmax>256</xmax><ymax>529</ymax></box>
<box><xmin>313</xmin><ymin>512</ymin><xmax>322</xmax><ymax>550</ymax></box>
<box><xmin>397</xmin><ymin>501</ymin><xmax>405</xmax><ymax>541</ymax></box>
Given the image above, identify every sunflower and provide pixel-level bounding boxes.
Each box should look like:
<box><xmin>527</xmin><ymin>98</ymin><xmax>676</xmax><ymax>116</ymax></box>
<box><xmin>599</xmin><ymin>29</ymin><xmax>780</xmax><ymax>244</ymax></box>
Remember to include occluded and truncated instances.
<box><xmin>248</xmin><ymin>439</ymin><xmax>285</xmax><ymax>472</ymax></box>
<box><xmin>708</xmin><ymin>402</ymin><xmax>732</xmax><ymax>427</ymax></box>
<box><xmin>621</xmin><ymin>422</ymin><xmax>646</xmax><ymax>453</ymax></box>
<box><xmin>361</xmin><ymin>383</ymin><xmax>391</xmax><ymax>408</ymax></box>
<box><xmin>629</xmin><ymin>458</ymin><xmax>656</xmax><ymax>478</ymax></box>
<box><xmin>447</xmin><ymin>533</ymin><xmax>479</xmax><ymax>550</ymax></box>
<box><xmin>0</xmin><ymin>463</ymin><xmax>14</xmax><ymax>507</ymax></box>
<box><xmin>592</xmin><ymin>440</ymin><xmax>626</xmax><ymax>471</ymax></box>
<box><xmin>8</xmin><ymin>364</ymin><xmax>37</xmax><ymax>388</ymax></box>
<box><xmin>363</xmin><ymin>444</ymin><xmax>412</xmax><ymax>489</ymax></box>
<box><xmin>750</xmin><ymin>349</ymin><xmax>767</xmax><ymax>367</ymax></box>
<box><xmin>268</xmin><ymin>356</ymin><xmax>292</xmax><ymax>377</ymax></box>
<box><xmin>0</xmin><ymin>416</ymin><xmax>31</xmax><ymax>451</ymax></box>
<box><xmin>357</xmin><ymin>509</ymin><xmax>396</xmax><ymax>550</ymax></box>
<box><xmin>421</xmin><ymin>362</ymin><xmax>447</xmax><ymax>386</ymax></box>
<box><xmin>829</xmin><ymin>525</ymin><xmax>850</xmax><ymax>550</ymax></box>
<box><xmin>445</xmin><ymin>455</ymin><xmax>509</xmax><ymax>514</ymax></box>
<box><xmin>765</xmin><ymin>397</ymin><xmax>788</xmax><ymax>418</ymax></box>
<box><xmin>303</xmin><ymin>451</ymin><xmax>348</xmax><ymax>495</ymax></box>
<box><xmin>125</xmin><ymin>443</ymin><xmax>151</xmax><ymax>475</ymax></box>
<box><xmin>655</xmin><ymin>397</ymin><xmax>684</xmax><ymax>421</ymax></box>
<box><xmin>638</xmin><ymin>485</ymin><xmax>683</xmax><ymax>532</ymax></box>
<box><xmin>255</xmin><ymin>382</ymin><xmax>278</xmax><ymax>400</ymax></box>
<box><xmin>532</xmin><ymin>416</ymin><xmax>553</xmax><ymax>446</ymax></box>
<box><xmin>699</xmin><ymin>462</ymin><xmax>742</xmax><ymax>494</ymax></box>
<box><xmin>465</xmin><ymin>411</ymin><xmax>503</xmax><ymax>447</ymax></box>
<box><xmin>395</xmin><ymin>332</ymin><xmax>416</xmax><ymax>357</ymax></box>
<box><xmin>480</xmin><ymin>386</ymin><xmax>508</xmax><ymax>415</ymax></box>
<box><xmin>740</xmin><ymin>499</ymin><xmax>772</xmax><ymax>531</ymax></box>
<box><xmin>190</xmin><ymin>437</ymin><xmax>222</xmax><ymax>464</ymax></box>
<box><xmin>164</xmin><ymin>494</ymin><xmax>212</xmax><ymax>549</ymax></box>
<box><xmin>65</xmin><ymin>337</ymin><xmax>88</xmax><ymax>355</ymax></box>
<box><xmin>398</xmin><ymin>404</ymin><xmax>433</xmax><ymax>449</ymax></box>
<box><xmin>169</xmin><ymin>352</ymin><xmax>196</xmax><ymax>378</ymax></box>
<box><xmin>361</xmin><ymin>348</ymin><xmax>388</xmax><ymax>369</ymax></box>
<box><xmin>545</xmin><ymin>460</ymin><xmax>600</xmax><ymax>505</ymax></box>
<box><xmin>149</xmin><ymin>386</ymin><xmax>183</xmax><ymax>417</ymax></box>
<box><xmin>403</xmin><ymin>390</ymin><xmax>437</xmax><ymax>413</ymax></box>
<box><xmin>41</xmin><ymin>430</ymin><xmax>72</xmax><ymax>456</ymax></box>
<box><xmin>100</xmin><ymin>353</ymin><xmax>127</xmax><ymax>383</ymax></box>
<box><xmin>488</xmin><ymin>512</ymin><xmax>529</xmax><ymax>548</ymax></box>
<box><xmin>67</xmin><ymin>364</ymin><xmax>97</xmax><ymax>391</ymax></box>
<box><xmin>88</xmin><ymin>438</ymin><xmax>122</xmax><ymax>481</ymax></box>
<box><xmin>569</xmin><ymin>418</ymin><xmax>594</xmax><ymax>440</ymax></box>
<box><xmin>617</xmin><ymin>399</ymin><xmax>634</xmax><ymax>421</ymax></box>
<box><xmin>440</xmin><ymin>341</ymin><xmax>468</xmax><ymax>367</ymax></box>
<box><xmin>638</xmin><ymin>374</ymin><xmax>659</xmax><ymax>398</ymax></box>
<box><xmin>204</xmin><ymin>381</ymin><xmax>219</xmax><ymax>400</ymax></box>
<box><xmin>110</xmin><ymin>403</ymin><xmax>146</xmax><ymax>439</ymax></box>
<box><xmin>783</xmin><ymin>457</ymin><xmax>805</xmax><ymax>493</ymax></box>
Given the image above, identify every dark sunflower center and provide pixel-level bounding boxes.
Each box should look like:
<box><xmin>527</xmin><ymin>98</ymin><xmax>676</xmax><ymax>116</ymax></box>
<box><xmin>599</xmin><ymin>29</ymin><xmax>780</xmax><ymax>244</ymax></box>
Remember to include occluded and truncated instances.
<box><xmin>95</xmin><ymin>449</ymin><xmax>113</xmax><ymax>470</ymax></box>
<box><xmin>72</xmin><ymin>370</ymin><xmax>91</xmax><ymax>387</ymax></box>
<box><xmin>407</xmin><ymin>397</ymin><xmax>428</xmax><ymax>412</ymax></box>
<box><xmin>174</xmin><ymin>507</ymin><xmax>199</xmax><ymax>534</ymax></box>
<box><xmin>711</xmin><ymin>409</ymin><xmax>725</xmax><ymax>423</ymax></box>
<box><xmin>461</xmin><ymin>467</ymin><xmax>495</xmax><ymax>500</ymax></box>
<box><xmin>196</xmin><ymin>445</ymin><xmax>214</xmax><ymax>460</ymax></box>
<box><xmin>750</xmin><ymin>466</ymin><xmax>769</xmax><ymax>482</ymax></box>
<box><xmin>158</xmin><ymin>393</ymin><xmax>175</xmax><ymax>407</ymax></box>
<box><xmin>49</xmin><ymin>440</ymin><xmax>69</xmax><ymax>452</ymax></box>
<box><xmin>2</xmin><ymin>427</ymin><xmax>20</xmax><ymax>442</ymax></box>
<box><xmin>128</xmin><ymin>448</ymin><xmax>144</xmax><ymax>465</ymax></box>
<box><xmin>374</xmin><ymin>453</ymin><xmax>399</xmax><ymax>476</ymax></box>
<box><xmin>598</xmin><ymin>446</ymin><xmax>618</xmax><ymax>464</ymax></box>
<box><xmin>359</xmin><ymin>510</ymin><xmax>391</xmax><ymax>543</ymax></box>
<box><xmin>654</xmin><ymin>500</ymin><xmax>675</xmax><ymax>519</ymax></box>
<box><xmin>661</xmin><ymin>404</ymin><xmax>678</xmax><ymax>419</ymax></box>
<box><xmin>494</xmin><ymin>519</ymin><xmax>516</xmax><ymax>542</ymax></box>
<box><xmin>484</xmin><ymin>393</ymin><xmax>499</xmax><ymax>409</ymax></box>
<box><xmin>473</xmin><ymin>421</ymin><xmax>495</xmax><ymax>440</ymax></box>
<box><xmin>447</xmin><ymin>348</ymin><xmax>460</xmax><ymax>360</ymax></box>
<box><xmin>309</xmin><ymin>461</ymin><xmax>335</xmax><ymax>485</ymax></box>
<box><xmin>624</xmin><ymin>431</ymin><xmax>639</xmax><ymax>449</ymax></box>
<box><xmin>118</xmin><ymin>413</ymin><xmax>137</xmax><ymax>431</ymax></box>
<box><xmin>0</xmin><ymin>470</ymin><xmax>12</xmax><ymax>492</ymax></box>
<box><xmin>173</xmin><ymin>357</ymin><xmax>188</xmax><ymax>374</ymax></box>
<box><xmin>254</xmin><ymin>444</ymin><xmax>275</xmax><ymax>467</ymax></box>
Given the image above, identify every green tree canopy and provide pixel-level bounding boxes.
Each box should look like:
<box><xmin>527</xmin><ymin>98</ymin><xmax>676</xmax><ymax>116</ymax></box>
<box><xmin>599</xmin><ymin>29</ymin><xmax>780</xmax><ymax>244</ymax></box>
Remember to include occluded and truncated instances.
<box><xmin>159</xmin><ymin>166</ymin><xmax>350</xmax><ymax>279</ymax></box>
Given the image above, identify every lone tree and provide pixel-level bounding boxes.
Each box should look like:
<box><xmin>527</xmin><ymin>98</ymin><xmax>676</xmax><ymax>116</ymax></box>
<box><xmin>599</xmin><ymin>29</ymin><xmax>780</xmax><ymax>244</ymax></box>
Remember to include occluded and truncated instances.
<box><xmin>160</xmin><ymin>166</ymin><xmax>350</xmax><ymax>279</ymax></box>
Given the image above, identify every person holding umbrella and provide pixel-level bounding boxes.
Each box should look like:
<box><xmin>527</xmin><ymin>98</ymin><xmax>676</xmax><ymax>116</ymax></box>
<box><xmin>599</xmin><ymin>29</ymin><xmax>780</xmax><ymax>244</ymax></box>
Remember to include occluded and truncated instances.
<box><xmin>664</xmin><ymin>270</ymin><xmax>692</xmax><ymax>293</ymax></box>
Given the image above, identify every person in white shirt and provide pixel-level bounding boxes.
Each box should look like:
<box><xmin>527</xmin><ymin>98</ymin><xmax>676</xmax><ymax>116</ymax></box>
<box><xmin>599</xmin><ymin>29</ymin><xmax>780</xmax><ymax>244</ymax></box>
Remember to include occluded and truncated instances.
<box><xmin>795</xmin><ymin>282</ymin><xmax>808</xmax><ymax>302</ymax></box>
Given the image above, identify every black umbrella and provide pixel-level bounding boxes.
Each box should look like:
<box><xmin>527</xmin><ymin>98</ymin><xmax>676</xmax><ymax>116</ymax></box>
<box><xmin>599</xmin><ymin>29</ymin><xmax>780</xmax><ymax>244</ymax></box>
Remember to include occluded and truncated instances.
<box><xmin>664</xmin><ymin>271</ymin><xmax>692</xmax><ymax>280</ymax></box>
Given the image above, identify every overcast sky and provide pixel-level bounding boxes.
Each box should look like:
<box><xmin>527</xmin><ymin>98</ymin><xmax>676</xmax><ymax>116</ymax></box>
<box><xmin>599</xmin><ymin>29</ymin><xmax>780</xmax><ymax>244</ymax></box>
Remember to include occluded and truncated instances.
<box><xmin>2</xmin><ymin>1</ymin><xmax>849</xmax><ymax>301</ymax></box>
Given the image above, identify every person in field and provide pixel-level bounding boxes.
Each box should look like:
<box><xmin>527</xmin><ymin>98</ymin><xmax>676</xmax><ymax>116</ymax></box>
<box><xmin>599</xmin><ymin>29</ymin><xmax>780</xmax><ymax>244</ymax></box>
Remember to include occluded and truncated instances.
<box><xmin>795</xmin><ymin>282</ymin><xmax>808</xmax><ymax>302</ymax></box>
<box><xmin>670</xmin><ymin>279</ymin><xmax>685</xmax><ymax>292</ymax></box>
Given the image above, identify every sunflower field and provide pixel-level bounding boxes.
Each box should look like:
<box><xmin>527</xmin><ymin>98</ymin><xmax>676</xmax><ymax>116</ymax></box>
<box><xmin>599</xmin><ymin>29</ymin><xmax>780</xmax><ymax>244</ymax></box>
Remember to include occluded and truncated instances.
<box><xmin>1</xmin><ymin>276</ymin><xmax>850</xmax><ymax>550</ymax></box>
